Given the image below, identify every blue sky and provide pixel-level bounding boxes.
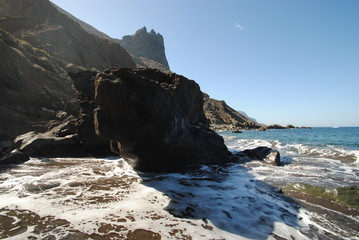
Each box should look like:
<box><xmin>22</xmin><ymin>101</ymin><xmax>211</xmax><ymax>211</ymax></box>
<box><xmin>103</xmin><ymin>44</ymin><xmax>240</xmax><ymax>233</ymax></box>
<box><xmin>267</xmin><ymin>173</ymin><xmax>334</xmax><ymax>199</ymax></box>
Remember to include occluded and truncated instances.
<box><xmin>50</xmin><ymin>0</ymin><xmax>359</xmax><ymax>127</ymax></box>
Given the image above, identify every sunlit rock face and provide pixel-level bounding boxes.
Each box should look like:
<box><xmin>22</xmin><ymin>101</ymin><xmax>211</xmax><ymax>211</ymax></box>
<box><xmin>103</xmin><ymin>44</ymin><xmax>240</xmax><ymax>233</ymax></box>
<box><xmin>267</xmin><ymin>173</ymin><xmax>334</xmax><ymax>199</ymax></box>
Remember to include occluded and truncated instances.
<box><xmin>92</xmin><ymin>68</ymin><xmax>234</xmax><ymax>172</ymax></box>
<box><xmin>119</xmin><ymin>27</ymin><xmax>170</xmax><ymax>71</ymax></box>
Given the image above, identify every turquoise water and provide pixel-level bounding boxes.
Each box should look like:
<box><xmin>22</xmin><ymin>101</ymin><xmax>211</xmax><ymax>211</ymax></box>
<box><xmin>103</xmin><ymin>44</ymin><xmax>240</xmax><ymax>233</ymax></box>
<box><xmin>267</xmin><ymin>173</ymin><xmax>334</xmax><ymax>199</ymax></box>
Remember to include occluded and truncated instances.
<box><xmin>219</xmin><ymin>127</ymin><xmax>359</xmax><ymax>188</ymax></box>
<box><xmin>222</xmin><ymin>127</ymin><xmax>359</xmax><ymax>151</ymax></box>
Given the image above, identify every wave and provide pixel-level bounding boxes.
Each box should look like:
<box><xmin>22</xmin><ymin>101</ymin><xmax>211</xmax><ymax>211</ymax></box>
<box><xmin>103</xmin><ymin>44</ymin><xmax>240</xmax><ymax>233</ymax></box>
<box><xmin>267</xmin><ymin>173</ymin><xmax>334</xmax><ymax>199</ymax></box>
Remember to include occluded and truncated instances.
<box><xmin>222</xmin><ymin>136</ymin><xmax>358</xmax><ymax>163</ymax></box>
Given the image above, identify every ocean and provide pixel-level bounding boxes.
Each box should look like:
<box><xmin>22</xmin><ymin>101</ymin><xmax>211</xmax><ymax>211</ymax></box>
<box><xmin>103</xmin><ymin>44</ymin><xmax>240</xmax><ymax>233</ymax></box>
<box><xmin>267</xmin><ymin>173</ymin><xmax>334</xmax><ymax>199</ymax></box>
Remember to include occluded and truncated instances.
<box><xmin>221</xmin><ymin>127</ymin><xmax>359</xmax><ymax>188</ymax></box>
<box><xmin>0</xmin><ymin>127</ymin><xmax>358</xmax><ymax>239</ymax></box>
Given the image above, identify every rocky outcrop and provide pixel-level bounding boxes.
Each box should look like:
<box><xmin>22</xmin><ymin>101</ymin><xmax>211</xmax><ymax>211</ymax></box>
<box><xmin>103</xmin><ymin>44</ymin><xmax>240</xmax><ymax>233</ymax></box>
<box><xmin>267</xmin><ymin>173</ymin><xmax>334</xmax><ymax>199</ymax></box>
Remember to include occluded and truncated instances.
<box><xmin>203</xmin><ymin>93</ymin><xmax>262</xmax><ymax>130</ymax></box>
<box><xmin>236</xmin><ymin>147</ymin><xmax>281</xmax><ymax>166</ymax></box>
<box><xmin>0</xmin><ymin>29</ymin><xmax>77</xmax><ymax>141</ymax></box>
<box><xmin>88</xmin><ymin>68</ymin><xmax>233</xmax><ymax>172</ymax></box>
<box><xmin>0</xmin><ymin>0</ymin><xmax>136</xmax><ymax>141</ymax></box>
<box><xmin>0</xmin><ymin>149</ymin><xmax>29</xmax><ymax>165</ymax></box>
<box><xmin>119</xmin><ymin>27</ymin><xmax>170</xmax><ymax>70</ymax></box>
<box><xmin>69</xmin><ymin>70</ymin><xmax>113</xmax><ymax>156</ymax></box>
<box><xmin>259</xmin><ymin>124</ymin><xmax>312</xmax><ymax>131</ymax></box>
<box><xmin>13</xmin><ymin>131</ymin><xmax>84</xmax><ymax>158</ymax></box>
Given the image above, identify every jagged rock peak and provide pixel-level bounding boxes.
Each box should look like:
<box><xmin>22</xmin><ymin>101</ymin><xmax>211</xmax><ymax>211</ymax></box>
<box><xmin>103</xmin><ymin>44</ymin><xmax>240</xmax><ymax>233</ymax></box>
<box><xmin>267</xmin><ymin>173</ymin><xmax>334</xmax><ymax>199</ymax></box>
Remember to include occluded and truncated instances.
<box><xmin>120</xmin><ymin>27</ymin><xmax>170</xmax><ymax>70</ymax></box>
<box><xmin>135</xmin><ymin>26</ymin><xmax>163</xmax><ymax>38</ymax></box>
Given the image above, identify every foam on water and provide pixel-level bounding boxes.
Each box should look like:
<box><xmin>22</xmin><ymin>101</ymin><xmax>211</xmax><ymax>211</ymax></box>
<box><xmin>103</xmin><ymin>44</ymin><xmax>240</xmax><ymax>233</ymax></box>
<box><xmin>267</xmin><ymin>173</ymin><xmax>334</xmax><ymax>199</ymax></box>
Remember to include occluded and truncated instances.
<box><xmin>1</xmin><ymin>128</ymin><xmax>359</xmax><ymax>239</ymax></box>
<box><xmin>224</xmin><ymin>138</ymin><xmax>359</xmax><ymax>187</ymax></box>
<box><xmin>0</xmin><ymin>158</ymin><xmax>317</xmax><ymax>239</ymax></box>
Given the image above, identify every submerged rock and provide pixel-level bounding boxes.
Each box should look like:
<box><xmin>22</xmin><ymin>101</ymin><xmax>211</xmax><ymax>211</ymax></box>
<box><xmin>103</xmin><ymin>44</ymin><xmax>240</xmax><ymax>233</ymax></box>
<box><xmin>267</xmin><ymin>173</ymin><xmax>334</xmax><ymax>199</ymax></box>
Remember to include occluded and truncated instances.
<box><xmin>91</xmin><ymin>68</ymin><xmax>234</xmax><ymax>172</ymax></box>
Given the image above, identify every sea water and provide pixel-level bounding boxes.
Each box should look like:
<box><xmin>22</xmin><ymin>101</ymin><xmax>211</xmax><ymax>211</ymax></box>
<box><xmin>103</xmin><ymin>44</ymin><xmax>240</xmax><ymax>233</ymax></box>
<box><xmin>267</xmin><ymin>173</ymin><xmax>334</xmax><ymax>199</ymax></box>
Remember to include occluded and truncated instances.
<box><xmin>220</xmin><ymin>127</ymin><xmax>359</xmax><ymax>188</ymax></box>
<box><xmin>0</xmin><ymin>128</ymin><xmax>358</xmax><ymax>239</ymax></box>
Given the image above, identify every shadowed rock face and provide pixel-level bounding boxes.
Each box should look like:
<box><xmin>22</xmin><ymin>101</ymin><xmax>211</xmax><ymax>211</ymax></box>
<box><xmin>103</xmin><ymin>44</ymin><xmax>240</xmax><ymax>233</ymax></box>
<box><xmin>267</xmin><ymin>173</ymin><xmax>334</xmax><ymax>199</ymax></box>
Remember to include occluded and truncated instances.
<box><xmin>69</xmin><ymin>70</ymin><xmax>112</xmax><ymax>156</ymax></box>
<box><xmin>0</xmin><ymin>29</ymin><xmax>77</xmax><ymax>140</ymax></box>
<box><xmin>0</xmin><ymin>0</ymin><xmax>136</xmax><ymax>141</ymax></box>
<box><xmin>92</xmin><ymin>68</ymin><xmax>233</xmax><ymax>172</ymax></box>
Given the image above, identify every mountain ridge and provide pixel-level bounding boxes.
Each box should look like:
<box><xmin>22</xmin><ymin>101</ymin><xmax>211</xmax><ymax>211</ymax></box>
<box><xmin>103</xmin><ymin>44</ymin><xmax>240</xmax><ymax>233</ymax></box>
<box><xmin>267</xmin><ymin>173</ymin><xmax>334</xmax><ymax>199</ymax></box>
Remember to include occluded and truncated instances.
<box><xmin>0</xmin><ymin>0</ymin><xmax>135</xmax><ymax>140</ymax></box>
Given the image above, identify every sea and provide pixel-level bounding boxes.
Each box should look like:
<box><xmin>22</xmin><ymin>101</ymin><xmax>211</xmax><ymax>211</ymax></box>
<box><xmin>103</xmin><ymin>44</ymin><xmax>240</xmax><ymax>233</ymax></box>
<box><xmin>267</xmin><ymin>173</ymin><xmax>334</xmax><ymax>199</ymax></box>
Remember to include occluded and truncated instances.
<box><xmin>221</xmin><ymin>127</ymin><xmax>359</xmax><ymax>188</ymax></box>
<box><xmin>0</xmin><ymin>127</ymin><xmax>358</xmax><ymax>239</ymax></box>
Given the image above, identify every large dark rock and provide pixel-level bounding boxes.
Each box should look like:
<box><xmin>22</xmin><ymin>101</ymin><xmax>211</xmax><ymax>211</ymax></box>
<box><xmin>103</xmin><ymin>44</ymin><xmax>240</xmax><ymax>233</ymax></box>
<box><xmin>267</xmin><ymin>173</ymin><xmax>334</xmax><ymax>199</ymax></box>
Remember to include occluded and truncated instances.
<box><xmin>69</xmin><ymin>70</ymin><xmax>113</xmax><ymax>156</ymax></box>
<box><xmin>91</xmin><ymin>68</ymin><xmax>233</xmax><ymax>172</ymax></box>
<box><xmin>0</xmin><ymin>149</ymin><xmax>29</xmax><ymax>165</ymax></box>
<box><xmin>13</xmin><ymin>131</ymin><xmax>84</xmax><ymax>157</ymax></box>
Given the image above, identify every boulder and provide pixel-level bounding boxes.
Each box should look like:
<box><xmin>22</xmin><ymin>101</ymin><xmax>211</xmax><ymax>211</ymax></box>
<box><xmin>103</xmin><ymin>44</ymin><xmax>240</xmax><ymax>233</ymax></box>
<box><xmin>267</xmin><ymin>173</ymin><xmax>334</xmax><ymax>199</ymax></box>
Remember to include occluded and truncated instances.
<box><xmin>0</xmin><ymin>149</ymin><xmax>29</xmax><ymax>165</ymax></box>
<box><xmin>239</xmin><ymin>146</ymin><xmax>281</xmax><ymax>166</ymax></box>
<box><xmin>14</xmin><ymin>131</ymin><xmax>84</xmax><ymax>157</ymax></box>
<box><xmin>90</xmin><ymin>68</ymin><xmax>234</xmax><ymax>172</ymax></box>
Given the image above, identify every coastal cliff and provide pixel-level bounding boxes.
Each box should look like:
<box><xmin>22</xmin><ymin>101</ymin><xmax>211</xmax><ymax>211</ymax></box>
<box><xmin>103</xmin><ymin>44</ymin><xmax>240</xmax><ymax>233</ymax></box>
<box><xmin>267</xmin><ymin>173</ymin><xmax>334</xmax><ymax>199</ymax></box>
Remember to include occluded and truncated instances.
<box><xmin>203</xmin><ymin>93</ymin><xmax>262</xmax><ymax>130</ymax></box>
<box><xmin>0</xmin><ymin>0</ymin><xmax>135</xmax><ymax>140</ymax></box>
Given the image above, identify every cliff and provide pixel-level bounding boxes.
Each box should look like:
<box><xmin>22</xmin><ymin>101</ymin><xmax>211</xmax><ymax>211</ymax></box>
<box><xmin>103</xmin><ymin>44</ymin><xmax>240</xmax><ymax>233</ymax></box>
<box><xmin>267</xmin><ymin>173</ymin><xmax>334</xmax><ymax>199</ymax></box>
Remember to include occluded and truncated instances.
<box><xmin>119</xmin><ymin>27</ymin><xmax>170</xmax><ymax>71</ymax></box>
<box><xmin>0</xmin><ymin>29</ymin><xmax>77</xmax><ymax>140</ymax></box>
<box><xmin>203</xmin><ymin>93</ymin><xmax>262</xmax><ymax>130</ymax></box>
<box><xmin>0</xmin><ymin>0</ymin><xmax>136</xmax><ymax>140</ymax></box>
<box><xmin>0</xmin><ymin>0</ymin><xmax>135</xmax><ymax>71</ymax></box>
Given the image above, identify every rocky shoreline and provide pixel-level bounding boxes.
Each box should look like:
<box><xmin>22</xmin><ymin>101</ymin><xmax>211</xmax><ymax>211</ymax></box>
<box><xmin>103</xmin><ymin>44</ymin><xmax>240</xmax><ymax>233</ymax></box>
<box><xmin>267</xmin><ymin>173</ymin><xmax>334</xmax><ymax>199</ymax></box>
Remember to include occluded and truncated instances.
<box><xmin>1</xmin><ymin>67</ymin><xmax>284</xmax><ymax>171</ymax></box>
<box><xmin>210</xmin><ymin>123</ymin><xmax>312</xmax><ymax>132</ymax></box>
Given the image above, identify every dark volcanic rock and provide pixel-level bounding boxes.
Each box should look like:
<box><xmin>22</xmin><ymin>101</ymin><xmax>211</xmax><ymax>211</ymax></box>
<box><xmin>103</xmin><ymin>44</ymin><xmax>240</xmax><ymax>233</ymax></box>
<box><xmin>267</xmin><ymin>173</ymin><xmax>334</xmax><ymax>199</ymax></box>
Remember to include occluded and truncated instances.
<box><xmin>239</xmin><ymin>147</ymin><xmax>281</xmax><ymax>166</ymax></box>
<box><xmin>0</xmin><ymin>0</ymin><xmax>135</xmax><ymax>141</ymax></box>
<box><xmin>0</xmin><ymin>149</ymin><xmax>29</xmax><ymax>165</ymax></box>
<box><xmin>69</xmin><ymin>70</ymin><xmax>112</xmax><ymax>156</ymax></box>
<box><xmin>13</xmin><ymin>131</ymin><xmax>84</xmax><ymax>157</ymax></box>
<box><xmin>92</xmin><ymin>68</ymin><xmax>233</xmax><ymax>172</ymax></box>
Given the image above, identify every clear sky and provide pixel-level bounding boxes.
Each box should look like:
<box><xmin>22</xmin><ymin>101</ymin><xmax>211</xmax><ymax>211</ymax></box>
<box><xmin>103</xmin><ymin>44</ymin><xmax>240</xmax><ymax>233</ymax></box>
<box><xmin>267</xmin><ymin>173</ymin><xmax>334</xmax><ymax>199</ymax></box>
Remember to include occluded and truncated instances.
<box><xmin>50</xmin><ymin>0</ymin><xmax>359</xmax><ymax>127</ymax></box>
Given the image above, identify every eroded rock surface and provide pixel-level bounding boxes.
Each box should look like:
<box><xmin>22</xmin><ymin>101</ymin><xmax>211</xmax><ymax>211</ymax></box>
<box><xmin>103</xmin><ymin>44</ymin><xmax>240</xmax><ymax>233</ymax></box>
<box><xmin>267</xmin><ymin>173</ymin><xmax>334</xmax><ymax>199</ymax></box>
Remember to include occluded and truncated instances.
<box><xmin>91</xmin><ymin>68</ymin><xmax>233</xmax><ymax>172</ymax></box>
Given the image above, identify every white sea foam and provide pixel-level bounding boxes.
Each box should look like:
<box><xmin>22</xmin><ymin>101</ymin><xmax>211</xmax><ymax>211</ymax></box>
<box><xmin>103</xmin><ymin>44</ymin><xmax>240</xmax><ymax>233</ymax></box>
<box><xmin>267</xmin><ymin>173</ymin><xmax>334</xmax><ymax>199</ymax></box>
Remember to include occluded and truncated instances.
<box><xmin>1</xmin><ymin>151</ymin><xmax>358</xmax><ymax>239</ymax></box>
<box><xmin>0</xmin><ymin>158</ymin><xmax>317</xmax><ymax>239</ymax></box>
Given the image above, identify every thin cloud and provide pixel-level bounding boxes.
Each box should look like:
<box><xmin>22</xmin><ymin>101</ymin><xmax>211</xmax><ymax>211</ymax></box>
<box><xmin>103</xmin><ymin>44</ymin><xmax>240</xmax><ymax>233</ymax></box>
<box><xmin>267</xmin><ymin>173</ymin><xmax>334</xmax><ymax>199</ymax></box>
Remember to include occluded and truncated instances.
<box><xmin>234</xmin><ymin>22</ymin><xmax>245</xmax><ymax>30</ymax></box>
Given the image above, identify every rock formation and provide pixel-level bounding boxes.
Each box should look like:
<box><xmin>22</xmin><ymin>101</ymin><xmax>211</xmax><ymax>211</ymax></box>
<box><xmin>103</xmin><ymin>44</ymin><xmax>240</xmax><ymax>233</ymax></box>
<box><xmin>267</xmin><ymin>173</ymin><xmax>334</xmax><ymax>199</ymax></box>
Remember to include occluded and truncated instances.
<box><xmin>13</xmin><ymin>131</ymin><xmax>84</xmax><ymax>158</ymax></box>
<box><xmin>82</xmin><ymin>68</ymin><xmax>234</xmax><ymax>172</ymax></box>
<box><xmin>119</xmin><ymin>27</ymin><xmax>170</xmax><ymax>71</ymax></box>
<box><xmin>203</xmin><ymin>93</ymin><xmax>262</xmax><ymax>130</ymax></box>
<box><xmin>69</xmin><ymin>70</ymin><xmax>112</xmax><ymax>155</ymax></box>
<box><xmin>0</xmin><ymin>29</ymin><xmax>77</xmax><ymax>140</ymax></box>
<box><xmin>236</xmin><ymin>147</ymin><xmax>281</xmax><ymax>166</ymax></box>
<box><xmin>0</xmin><ymin>0</ymin><xmax>135</xmax><ymax>71</ymax></box>
<box><xmin>0</xmin><ymin>0</ymin><xmax>136</xmax><ymax>141</ymax></box>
